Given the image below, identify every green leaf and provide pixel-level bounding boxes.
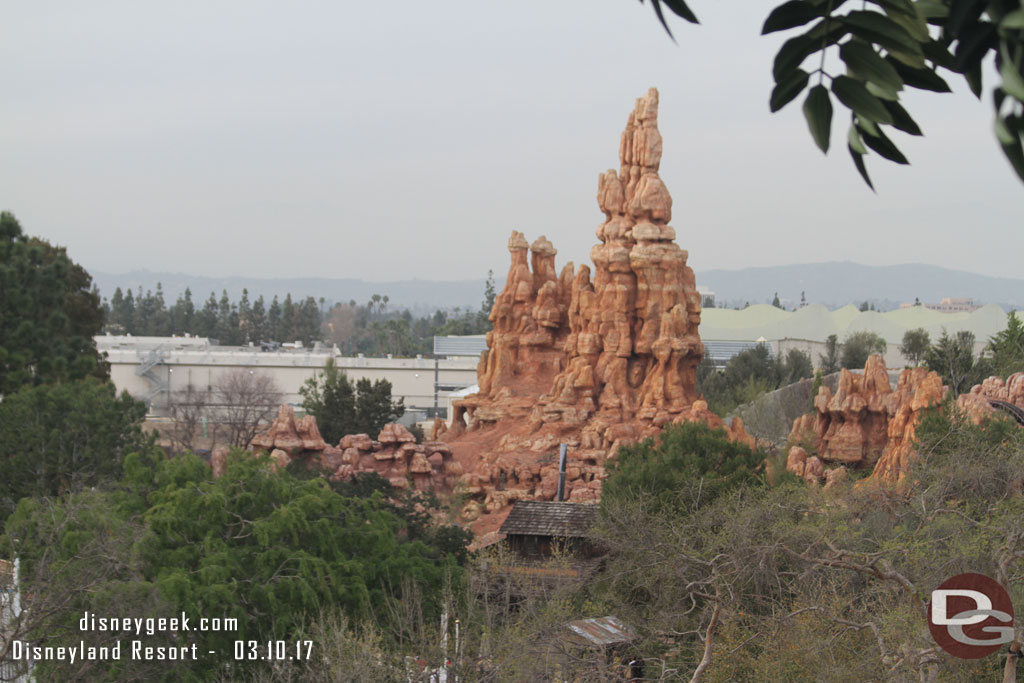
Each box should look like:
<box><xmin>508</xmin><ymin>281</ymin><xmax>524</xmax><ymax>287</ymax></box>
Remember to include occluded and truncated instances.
<box><xmin>965</xmin><ymin>60</ymin><xmax>984</xmax><ymax>98</ymax></box>
<box><xmin>832</xmin><ymin>75</ymin><xmax>895</xmax><ymax>124</ymax></box>
<box><xmin>662</xmin><ymin>0</ymin><xmax>699</xmax><ymax>23</ymax></box>
<box><xmin>1002</xmin><ymin>10</ymin><xmax>1024</xmax><ymax>30</ymax></box>
<box><xmin>841</xmin><ymin>10</ymin><xmax>924</xmax><ymax>54</ymax></box>
<box><xmin>882</xmin><ymin>99</ymin><xmax>923</xmax><ymax>135</ymax></box>
<box><xmin>803</xmin><ymin>85</ymin><xmax>834</xmax><ymax>152</ymax></box>
<box><xmin>868</xmin><ymin>0</ymin><xmax>917</xmax><ymax>17</ymax></box>
<box><xmin>916</xmin><ymin>1</ymin><xmax>949</xmax><ymax>21</ymax></box>
<box><xmin>848</xmin><ymin>122</ymin><xmax>868</xmax><ymax>153</ymax></box>
<box><xmin>994</xmin><ymin>113</ymin><xmax>1016</xmax><ymax>146</ymax></box>
<box><xmin>774</xmin><ymin>34</ymin><xmax>815</xmax><ymax>81</ymax></box>
<box><xmin>773</xmin><ymin>19</ymin><xmax>850</xmax><ymax>82</ymax></box>
<box><xmin>884</xmin><ymin>3</ymin><xmax>931</xmax><ymax>42</ymax></box>
<box><xmin>999</xmin><ymin>47</ymin><xmax>1024</xmax><ymax>101</ymax></box>
<box><xmin>921</xmin><ymin>41</ymin><xmax>956</xmax><ymax>69</ymax></box>
<box><xmin>849</xmin><ymin>144</ymin><xmax>876</xmax><ymax>190</ymax></box>
<box><xmin>953</xmin><ymin>22</ymin><xmax>998</xmax><ymax>72</ymax></box>
<box><xmin>840</xmin><ymin>41</ymin><xmax>905</xmax><ymax>91</ymax></box>
<box><xmin>887</xmin><ymin>49</ymin><xmax>928</xmax><ymax>68</ymax></box>
<box><xmin>888</xmin><ymin>58</ymin><xmax>952</xmax><ymax>92</ymax></box>
<box><xmin>996</xmin><ymin>115</ymin><xmax>1024</xmax><ymax>182</ymax></box>
<box><xmin>859</xmin><ymin>124</ymin><xmax>910</xmax><ymax>163</ymax></box>
<box><xmin>866</xmin><ymin>80</ymin><xmax>900</xmax><ymax>101</ymax></box>
<box><xmin>947</xmin><ymin>0</ymin><xmax>985</xmax><ymax>37</ymax></box>
<box><xmin>763</xmin><ymin>0</ymin><xmax>821</xmax><ymax>34</ymax></box>
<box><xmin>771</xmin><ymin>68</ymin><xmax>811</xmax><ymax>111</ymax></box>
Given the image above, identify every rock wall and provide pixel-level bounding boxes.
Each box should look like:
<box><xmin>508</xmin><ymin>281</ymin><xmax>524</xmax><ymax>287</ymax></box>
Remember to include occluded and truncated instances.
<box><xmin>243</xmin><ymin>405</ymin><xmax>457</xmax><ymax>491</ymax></box>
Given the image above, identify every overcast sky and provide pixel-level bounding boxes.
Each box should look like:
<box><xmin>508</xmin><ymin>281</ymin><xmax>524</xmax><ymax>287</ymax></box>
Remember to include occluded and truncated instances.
<box><xmin>3</xmin><ymin>1</ymin><xmax>1021</xmax><ymax>283</ymax></box>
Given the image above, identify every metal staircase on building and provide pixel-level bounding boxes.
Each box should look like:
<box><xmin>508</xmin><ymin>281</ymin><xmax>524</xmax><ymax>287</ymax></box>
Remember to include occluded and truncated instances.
<box><xmin>135</xmin><ymin>347</ymin><xmax>168</xmax><ymax>405</ymax></box>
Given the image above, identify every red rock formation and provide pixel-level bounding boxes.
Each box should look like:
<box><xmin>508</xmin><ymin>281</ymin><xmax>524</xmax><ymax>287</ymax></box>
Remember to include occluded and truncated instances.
<box><xmin>442</xmin><ymin>89</ymin><xmax>750</xmax><ymax>532</ymax></box>
<box><xmin>788</xmin><ymin>355</ymin><xmax>895</xmax><ymax>467</ymax></box>
<box><xmin>787</xmin><ymin>357</ymin><xmax>947</xmax><ymax>485</ymax></box>
<box><xmin>244</xmin><ymin>408</ymin><xmax>458</xmax><ymax>490</ymax></box>
<box><xmin>866</xmin><ymin>367</ymin><xmax>945</xmax><ymax>485</ymax></box>
<box><xmin>251</xmin><ymin>405</ymin><xmax>326</xmax><ymax>456</ymax></box>
<box><xmin>957</xmin><ymin>372</ymin><xmax>1024</xmax><ymax>422</ymax></box>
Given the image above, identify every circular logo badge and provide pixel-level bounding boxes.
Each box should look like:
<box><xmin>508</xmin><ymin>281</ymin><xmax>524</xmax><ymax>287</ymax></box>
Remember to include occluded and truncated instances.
<box><xmin>928</xmin><ymin>573</ymin><xmax>1015</xmax><ymax>659</ymax></box>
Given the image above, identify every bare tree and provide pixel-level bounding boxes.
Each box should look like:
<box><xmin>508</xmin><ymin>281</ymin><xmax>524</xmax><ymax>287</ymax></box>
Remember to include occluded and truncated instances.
<box><xmin>212</xmin><ymin>369</ymin><xmax>282</xmax><ymax>448</ymax></box>
<box><xmin>166</xmin><ymin>383</ymin><xmax>212</xmax><ymax>454</ymax></box>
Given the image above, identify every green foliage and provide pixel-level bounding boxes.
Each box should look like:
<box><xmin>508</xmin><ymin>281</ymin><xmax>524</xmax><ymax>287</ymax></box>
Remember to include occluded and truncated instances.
<box><xmin>900</xmin><ymin>326</ymin><xmax>931</xmax><ymax>366</ymax></box>
<box><xmin>135</xmin><ymin>453</ymin><xmax>462</xmax><ymax>678</ymax></box>
<box><xmin>924</xmin><ymin>328</ymin><xmax>992</xmax><ymax>396</ymax></box>
<box><xmin>640</xmin><ymin>0</ymin><xmax>1024</xmax><ymax>187</ymax></box>
<box><xmin>591</xmin><ymin>412</ymin><xmax>1024</xmax><ymax>681</ymax></box>
<box><xmin>0</xmin><ymin>378</ymin><xmax>148</xmax><ymax>524</ymax></box>
<box><xmin>698</xmin><ymin>344</ymin><xmax>813</xmax><ymax>415</ymax></box>
<box><xmin>602</xmin><ymin>421</ymin><xmax>765</xmax><ymax>516</ymax></box>
<box><xmin>839</xmin><ymin>330</ymin><xmax>887</xmax><ymax>369</ymax></box>
<box><xmin>300</xmin><ymin>359</ymin><xmax>404</xmax><ymax>443</ymax></box>
<box><xmin>104</xmin><ymin>285</ymin><xmax>322</xmax><ymax>345</ymax></box>
<box><xmin>0</xmin><ymin>211</ymin><xmax>107</xmax><ymax>394</ymax></box>
<box><xmin>819</xmin><ymin>334</ymin><xmax>840</xmax><ymax>373</ymax></box>
<box><xmin>988</xmin><ymin>310</ymin><xmax>1024</xmax><ymax>377</ymax></box>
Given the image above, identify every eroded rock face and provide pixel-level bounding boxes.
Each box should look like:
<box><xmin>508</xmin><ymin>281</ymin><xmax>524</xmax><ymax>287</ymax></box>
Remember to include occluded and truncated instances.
<box><xmin>244</xmin><ymin>408</ymin><xmax>456</xmax><ymax>490</ymax></box>
<box><xmin>787</xmin><ymin>356</ymin><xmax>946</xmax><ymax>486</ymax></box>
<box><xmin>443</xmin><ymin>89</ymin><xmax>750</xmax><ymax>528</ymax></box>
<box><xmin>958</xmin><ymin>372</ymin><xmax>1024</xmax><ymax>421</ymax></box>
<box><xmin>251</xmin><ymin>405</ymin><xmax>327</xmax><ymax>455</ymax></box>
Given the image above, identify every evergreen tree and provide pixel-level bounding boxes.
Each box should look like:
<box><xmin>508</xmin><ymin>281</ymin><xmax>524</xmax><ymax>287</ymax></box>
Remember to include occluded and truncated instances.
<box><xmin>282</xmin><ymin>294</ymin><xmax>296</xmax><ymax>342</ymax></box>
<box><xmin>988</xmin><ymin>311</ymin><xmax>1024</xmax><ymax>377</ymax></box>
<box><xmin>250</xmin><ymin>295</ymin><xmax>267</xmax><ymax>342</ymax></box>
<box><xmin>196</xmin><ymin>292</ymin><xmax>219</xmax><ymax>338</ymax></box>
<box><xmin>819</xmin><ymin>334</ymin><xmax>840</xmax><ymax>374</ymax></box>
<box><xmin>354</xmin><ymin>377</ymin><xmax>404</xmax><ymax>436</ymax></box>
<box><xmin>925</xmin><ymin>330</ymin><xmax>990</xmax><ymax>396</ymax></box>
<box><xmin>771</xmin><ymin>292</ymin><xmax>781</xmax><ymax>308</ymax></box>
<box><xmin>0</xmin><ymin>211</ymin><xmax>108</xmax><ymax>394</ymax></box>
<box><xmin>268</xmin><ymin>295</ymin><xmax>282</xmax><ymax>342</ymax></box>
<box><xmin>0</xmin><ymin>378</ymin><xmax>147</xmax><ymax>523</ymax></box>
<box><xmin>300</xmin><ymin>359</ymin><xmax>358</xmax><ymax>443</ymax></box>
<box><xmin>170</xmin><ymin>287</ymin><xmax>195</xmax><ymax>335</ymax></box>
<box><xmin>238</xmin><ymin>288</ymin><xmax>253</xmax><ymax>342</ymax></box>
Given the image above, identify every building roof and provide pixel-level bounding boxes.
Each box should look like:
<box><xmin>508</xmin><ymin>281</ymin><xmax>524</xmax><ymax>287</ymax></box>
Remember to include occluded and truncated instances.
<box><xmin>499</xmin><ymin>501</ymin><xmax>598</xmax><ymax>538</ymax></box>
<box><xmin>566</xmin><ymin>616</ymin><xmax>636</xmax><ymax>647</ymax></box>
<box><xmin>700</xmin><ymin>303</ymin><xmax>1009</xmax><ymax>344</ymax></box>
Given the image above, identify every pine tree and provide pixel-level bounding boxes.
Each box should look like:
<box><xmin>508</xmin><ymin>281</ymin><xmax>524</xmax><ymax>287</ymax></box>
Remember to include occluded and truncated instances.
<box><xmin>268</xmin><ymin>296</ymin><xmax>282</xmax><ymax>342</ymax></box>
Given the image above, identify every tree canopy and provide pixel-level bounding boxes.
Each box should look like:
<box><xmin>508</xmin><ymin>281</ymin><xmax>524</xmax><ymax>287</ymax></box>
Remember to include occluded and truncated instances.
<box><xmin>300</xmin><ymin>358</ymin><xmax>405</xmax><ymax>444</ymax></box>
<box><xmin>0</xmin><ymin>211</ymin><xmax>107</xmax><ymax>395</ymax></box>
<box><xmin>0</xmin><ymin>378</ymin><xmax>148</xmax><ymax>524</ymax></box>
<box><xmin>639</xmin><ymin>0</ymin><xmax>1024</xmax><ymax>187</ymax></box>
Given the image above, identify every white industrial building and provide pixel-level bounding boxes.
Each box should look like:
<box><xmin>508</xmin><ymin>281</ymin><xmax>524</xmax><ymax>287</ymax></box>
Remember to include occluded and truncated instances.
<box><xmin>96</xmin><ymin>335</ymin><xmax>481</xmax><ymax>423</ymax></box>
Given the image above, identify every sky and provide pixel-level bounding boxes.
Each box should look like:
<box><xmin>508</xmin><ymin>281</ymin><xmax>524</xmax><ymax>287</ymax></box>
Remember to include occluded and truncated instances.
<box><xmin>2</xmin><ymin>1</ymin><xmax>1021</xmax><ymax>283</ymax></box>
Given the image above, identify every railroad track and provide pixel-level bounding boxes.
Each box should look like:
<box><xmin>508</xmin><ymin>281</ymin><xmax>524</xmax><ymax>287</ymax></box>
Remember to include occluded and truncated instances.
<box><xmin>988</xmin><ymin>399</ymin><xmax>1024</xmax><ymax>426</ymax></box>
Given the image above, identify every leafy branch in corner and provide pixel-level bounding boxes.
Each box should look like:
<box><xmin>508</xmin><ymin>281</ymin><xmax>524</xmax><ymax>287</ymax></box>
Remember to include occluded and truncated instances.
<box><xmin>638</xmin><ymin>0</ymin><xmax>1024</xmax><ymax>188</ymax></box>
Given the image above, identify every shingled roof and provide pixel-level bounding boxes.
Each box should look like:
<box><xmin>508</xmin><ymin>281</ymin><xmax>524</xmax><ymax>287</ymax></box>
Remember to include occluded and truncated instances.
<box><xmin>499</xmin><ymin>501</ymin><xmax>598</xmax><ymax>538</ymax></box>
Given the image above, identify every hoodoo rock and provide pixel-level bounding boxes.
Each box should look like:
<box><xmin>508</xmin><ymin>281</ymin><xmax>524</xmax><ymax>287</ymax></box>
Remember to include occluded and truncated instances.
<box><xmin>238</xmin><ymin>90</ymin><xmax>757</xmax><ymax>535</ymax></box>
<box><xmin>787</xmin><ymin>356</ymin><xmax>947</xmax><ymax>486</ymax></box>
<box><xmin>251</xmin><ymin>405</ymin><xmax>326</xmax><ymax>455</ymax></box>
<box><xmin>441</xmin><ymin>88</ymin><xmax>750</xmax><ymax>531</ymax></box>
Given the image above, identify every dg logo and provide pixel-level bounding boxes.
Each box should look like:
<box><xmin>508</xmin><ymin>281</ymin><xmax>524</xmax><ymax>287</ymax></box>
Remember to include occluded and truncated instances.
<box><xmin>929</xmin><ymin>573</ymin><xmax>1015</xmax><ymax>659</ymax></box>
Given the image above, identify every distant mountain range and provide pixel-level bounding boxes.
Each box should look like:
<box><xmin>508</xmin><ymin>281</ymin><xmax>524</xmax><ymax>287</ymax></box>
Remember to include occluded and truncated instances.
<box><xmin>91</xmin><ymin>262</ymin><xmax>1024</xmax><ymax>314</ymax></box>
